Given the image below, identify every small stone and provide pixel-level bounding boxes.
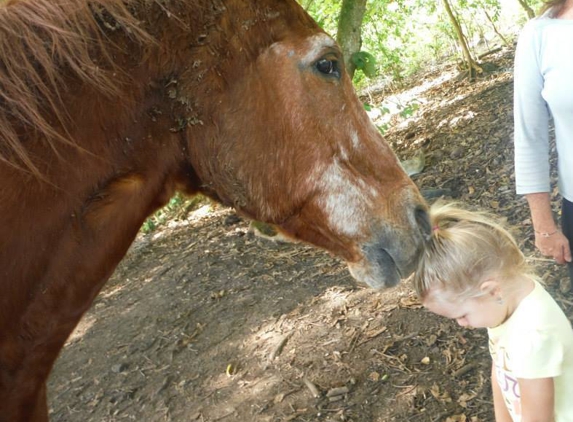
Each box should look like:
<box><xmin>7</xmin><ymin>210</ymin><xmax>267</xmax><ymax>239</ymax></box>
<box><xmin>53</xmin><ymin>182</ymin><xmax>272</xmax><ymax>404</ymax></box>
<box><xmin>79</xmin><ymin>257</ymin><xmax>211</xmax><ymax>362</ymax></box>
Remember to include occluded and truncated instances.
<box><xmin>111</xmin><ymin>363</ymin><xmax>128</xmax><ymax>373</ymax></box>
<box><xmin>450</xmin><ymin>146</ymin><xmax>465</xmax><ymax>159</ymax></box>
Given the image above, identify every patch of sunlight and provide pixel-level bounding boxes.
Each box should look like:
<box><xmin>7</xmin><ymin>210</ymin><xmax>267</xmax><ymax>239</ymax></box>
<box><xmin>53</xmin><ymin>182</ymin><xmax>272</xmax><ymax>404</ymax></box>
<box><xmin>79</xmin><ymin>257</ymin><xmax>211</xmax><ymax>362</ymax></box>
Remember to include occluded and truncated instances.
<box><xmin>188</xmin><ymin>203</ymin><xmax>214</xmax><ymax>221</ymax></box>
<box><xmin>65</xmin><ymin>314</ymin><xmax>96</xmax><ymax>345</ymax></box>
<box><xmin>209</xmin><ymin>372</ymin><xmax>281</xmax><ymax>395</ymax></box>
<box><xmin>100</xmin><ymin>273</ymin><xmax>156</xmax><ymax>300</ymax></box>
<box><xmin>437</xmin><ymin>109</ymin><xmax>477</xmax><ymax>130</ymax></box>
<box><xmin>147</xmin><ymin>204</ymin><xmax>223</xmax><ymax>243</ymax></box>
<box><xmin>365</xmin><ymin>67</ymin><xmax>457</xmax><ymax>129</ymax></box>
<box><xmin>321</xmin><ymin>287</ymin><xmax>354</xmax><ymax>311</ymax></box>
<box><xmin>99</xmin><ymin>282</ymin><xmax>128</xmax><ymax>299</ymax></box>
<box><xmin>202</xmin><ymin>373</ymin><xmax>281</xmax><ymax>420</ymax></box>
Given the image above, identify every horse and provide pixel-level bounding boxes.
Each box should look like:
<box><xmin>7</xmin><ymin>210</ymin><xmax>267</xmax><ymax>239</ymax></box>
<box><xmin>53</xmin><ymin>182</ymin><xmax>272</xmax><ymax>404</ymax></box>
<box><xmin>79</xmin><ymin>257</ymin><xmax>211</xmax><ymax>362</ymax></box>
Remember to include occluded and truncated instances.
<box><xmin>0</xmin><ymin>0</ymin><xmax>430</xmax><ymax>420</ymax></box>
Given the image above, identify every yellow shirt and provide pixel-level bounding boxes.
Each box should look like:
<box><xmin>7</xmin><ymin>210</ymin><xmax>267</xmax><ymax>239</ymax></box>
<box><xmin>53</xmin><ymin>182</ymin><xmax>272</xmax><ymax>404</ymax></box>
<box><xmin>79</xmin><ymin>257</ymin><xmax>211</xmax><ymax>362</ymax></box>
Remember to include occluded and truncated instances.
<box><xmin>488</xmin><ymin>281</ymin><xmax>573</xmax><ymax>421</ymax></box>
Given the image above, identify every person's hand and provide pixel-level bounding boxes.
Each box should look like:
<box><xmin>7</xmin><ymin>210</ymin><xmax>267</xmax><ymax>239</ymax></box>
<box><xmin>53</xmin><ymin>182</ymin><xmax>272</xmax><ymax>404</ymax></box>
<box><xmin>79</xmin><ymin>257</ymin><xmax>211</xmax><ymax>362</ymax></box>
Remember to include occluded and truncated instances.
<box><xmin>535</xmin><ymin>230</ymin><xmax>572</xmax><ymax>265</ymax></box>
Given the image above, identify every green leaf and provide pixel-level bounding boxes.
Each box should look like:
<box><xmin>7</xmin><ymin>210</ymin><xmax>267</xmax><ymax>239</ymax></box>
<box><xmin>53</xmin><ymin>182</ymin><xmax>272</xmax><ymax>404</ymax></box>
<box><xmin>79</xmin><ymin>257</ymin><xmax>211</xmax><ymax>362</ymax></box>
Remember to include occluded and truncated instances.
<box><xmin>351</xmin><ymin>51</ymin><xmax>378</xmax><ymax>78</ymax></box>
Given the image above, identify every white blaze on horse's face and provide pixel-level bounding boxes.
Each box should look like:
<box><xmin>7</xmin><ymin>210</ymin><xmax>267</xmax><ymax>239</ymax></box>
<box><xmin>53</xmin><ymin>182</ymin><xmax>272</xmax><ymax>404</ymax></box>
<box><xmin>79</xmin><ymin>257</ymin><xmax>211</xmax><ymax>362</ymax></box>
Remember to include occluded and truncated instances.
<box><xmin>313</xmin><ymin>158</ymin><xmax>372</xmax><ymax>238</ymax></box>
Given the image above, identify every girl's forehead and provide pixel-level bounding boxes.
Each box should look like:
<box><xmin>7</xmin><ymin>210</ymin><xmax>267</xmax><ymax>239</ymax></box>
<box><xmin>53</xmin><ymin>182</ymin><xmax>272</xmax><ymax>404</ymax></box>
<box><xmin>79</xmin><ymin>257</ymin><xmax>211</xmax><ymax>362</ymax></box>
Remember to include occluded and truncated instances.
<box><xmin>424</xmin><ymin>297</ymin><xmax>463</xmax><ymax>318</ymax></box>
<box><xmin>423</xmin><ymin>287</ymin><xmax>460</xmax><ymax>304</ymax></box>
<box><xmin>422</xmin><ymin>289</ymin><xmax>470</xmax><ymax>317</ymax></box>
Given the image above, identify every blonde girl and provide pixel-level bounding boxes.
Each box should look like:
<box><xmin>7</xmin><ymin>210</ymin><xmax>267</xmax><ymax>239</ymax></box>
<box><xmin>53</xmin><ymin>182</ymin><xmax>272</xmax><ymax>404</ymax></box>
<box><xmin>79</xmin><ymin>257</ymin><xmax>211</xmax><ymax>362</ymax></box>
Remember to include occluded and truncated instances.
<box><xmin>414</xmin><ymin>201</ymin><xmax>573</xmax><ymax>422</ymax></box>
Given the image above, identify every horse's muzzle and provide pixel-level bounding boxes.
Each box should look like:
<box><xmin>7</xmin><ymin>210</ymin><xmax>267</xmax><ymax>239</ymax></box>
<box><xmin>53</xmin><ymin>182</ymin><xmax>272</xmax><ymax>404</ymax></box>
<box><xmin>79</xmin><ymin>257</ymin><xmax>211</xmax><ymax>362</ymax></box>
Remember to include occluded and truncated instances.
<box><xmin>348</xmin><ymin>204</ymin><xmax>430</xmax><ymax>289</ymax></box>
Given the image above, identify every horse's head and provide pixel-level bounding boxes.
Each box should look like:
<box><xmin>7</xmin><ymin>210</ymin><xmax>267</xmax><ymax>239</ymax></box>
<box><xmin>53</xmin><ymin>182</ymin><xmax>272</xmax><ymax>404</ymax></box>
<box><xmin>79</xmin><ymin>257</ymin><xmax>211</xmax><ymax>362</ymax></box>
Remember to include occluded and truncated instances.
<box><xmin>173</xmin><ymin>1</ymin><xmax>430</xmax><ymax>289</ymax></box>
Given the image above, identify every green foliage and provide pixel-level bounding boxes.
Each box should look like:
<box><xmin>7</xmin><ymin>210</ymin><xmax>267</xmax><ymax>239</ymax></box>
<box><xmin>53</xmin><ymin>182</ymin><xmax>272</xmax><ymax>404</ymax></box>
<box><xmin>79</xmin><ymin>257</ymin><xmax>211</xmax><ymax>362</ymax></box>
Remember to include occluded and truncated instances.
<box><xmin>368</xmin><ymin>100</ymin><xmax>419</xmax><ymax>134</ymax></box>
<box><xmin>142</xmin><ymin>194</ymin><xmax>183</xmax><ymax>233</ymax></box>
<box><xmin>351</xmin><ymin>51</ymin><xmax>378</xmax><ymax>78</ymax></box>
<box><xmin>141</xmin><ymin>193</ymin><xmax>211</xmax><ymax>234</ymax></box>
<box><xmin>302</xmin><ymin>0</ymin><xmax>340</xmax><ymax>30</ymax></box>
<box><xmin>300</xmin><ymin>0</ymin><xmax>535</xmax><ymax>87</ymax></box>
<box><xmin>377</xmin><ymin>123</ymin><xmax>390</xmax><ymax>134</ymax></box>
<box><xmin>399</xmin><ymin>101</ymin><xmax>420</xmax><ymax>118</ymax></box>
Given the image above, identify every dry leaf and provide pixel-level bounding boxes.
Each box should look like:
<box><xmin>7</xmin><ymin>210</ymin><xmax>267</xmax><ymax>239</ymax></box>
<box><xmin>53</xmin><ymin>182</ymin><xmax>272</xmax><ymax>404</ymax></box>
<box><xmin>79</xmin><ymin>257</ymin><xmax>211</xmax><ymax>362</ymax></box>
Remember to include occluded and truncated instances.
<box><xmin>368</xmin><ymin>371</ymin><xmax>381</xmax><ymax>382</ymax></box>
<box><xmin>446</xmin><ymin>414</ymin><xmax>467</xmax><ymax>422</ymax></box>
<box><xmin>426</xmin><ymin>334</ymin><xmax>438</xmax><ymax>346</ymax></box>
<box><xmin>399</xmin><ymin>295</ymin><xmax>423</xmax><ymax>309</ymax></box>
<box><xmin>365</xmin><ymin>326</ymin><xmax>387</xmax><ymax>339</ymax></box>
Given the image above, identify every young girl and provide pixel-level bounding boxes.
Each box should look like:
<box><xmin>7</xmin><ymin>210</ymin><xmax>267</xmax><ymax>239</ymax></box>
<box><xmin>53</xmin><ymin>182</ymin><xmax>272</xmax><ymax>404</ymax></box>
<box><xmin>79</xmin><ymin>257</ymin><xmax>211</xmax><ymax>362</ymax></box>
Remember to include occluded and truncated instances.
<box><xmin>414</xmin><ymin>202</ymin><xmax>573</xmax><ymax>422</ymax></box>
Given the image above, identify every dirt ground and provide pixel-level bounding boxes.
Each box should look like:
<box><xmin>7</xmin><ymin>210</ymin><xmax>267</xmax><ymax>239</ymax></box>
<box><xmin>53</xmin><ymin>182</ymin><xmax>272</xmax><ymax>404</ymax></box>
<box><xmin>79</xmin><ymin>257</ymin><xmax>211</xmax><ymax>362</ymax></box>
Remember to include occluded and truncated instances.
<box><xmin>48</xmin><ymin>47</ymin><xmax>573</xmax><ymax>422</ymax></box>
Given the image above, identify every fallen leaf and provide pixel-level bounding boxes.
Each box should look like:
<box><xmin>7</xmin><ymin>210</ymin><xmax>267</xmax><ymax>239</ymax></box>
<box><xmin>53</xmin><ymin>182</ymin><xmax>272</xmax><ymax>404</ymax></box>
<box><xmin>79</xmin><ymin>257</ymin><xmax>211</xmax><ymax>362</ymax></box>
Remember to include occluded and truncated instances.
<box><xmin>368</xmin><ymin>371</ymin><xmax>380</xmax><ymax>382</ymax></box>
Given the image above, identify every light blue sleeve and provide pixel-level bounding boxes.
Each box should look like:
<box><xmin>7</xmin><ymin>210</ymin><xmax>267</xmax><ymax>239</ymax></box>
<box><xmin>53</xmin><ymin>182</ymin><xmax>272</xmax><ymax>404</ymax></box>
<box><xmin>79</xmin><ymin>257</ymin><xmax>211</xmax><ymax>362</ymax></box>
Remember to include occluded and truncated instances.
<box><xmin>513</xmin><ymin>22</ymin><xmax>551</xmax><ymax>195</ymax></box>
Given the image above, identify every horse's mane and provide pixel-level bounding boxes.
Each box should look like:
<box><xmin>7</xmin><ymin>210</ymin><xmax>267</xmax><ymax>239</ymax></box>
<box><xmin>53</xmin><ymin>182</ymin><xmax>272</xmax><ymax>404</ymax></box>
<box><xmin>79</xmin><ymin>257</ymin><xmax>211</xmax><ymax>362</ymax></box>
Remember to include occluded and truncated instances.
<box><xmin>0</xmin><ymin>0</ymin><xmax>153</xmax><ymax>176</ymax></box>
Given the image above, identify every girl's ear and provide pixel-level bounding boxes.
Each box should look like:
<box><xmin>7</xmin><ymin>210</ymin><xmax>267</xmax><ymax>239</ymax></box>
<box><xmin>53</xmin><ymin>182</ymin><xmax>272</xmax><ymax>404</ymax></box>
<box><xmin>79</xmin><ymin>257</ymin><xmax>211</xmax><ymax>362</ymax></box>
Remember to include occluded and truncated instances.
<box><xmin>479</xmin><ymin>279</ymin><xmax>502</xmax><ymax>299</ymax></box>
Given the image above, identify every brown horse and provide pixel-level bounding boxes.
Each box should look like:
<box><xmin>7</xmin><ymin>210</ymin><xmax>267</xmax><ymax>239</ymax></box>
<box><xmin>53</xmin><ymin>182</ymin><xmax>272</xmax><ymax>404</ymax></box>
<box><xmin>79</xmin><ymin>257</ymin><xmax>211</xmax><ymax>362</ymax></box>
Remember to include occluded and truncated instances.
<box><xmin>0</xmin><ymin>0</ymin><xmax>429</xmax><ymax>420</ymax></box>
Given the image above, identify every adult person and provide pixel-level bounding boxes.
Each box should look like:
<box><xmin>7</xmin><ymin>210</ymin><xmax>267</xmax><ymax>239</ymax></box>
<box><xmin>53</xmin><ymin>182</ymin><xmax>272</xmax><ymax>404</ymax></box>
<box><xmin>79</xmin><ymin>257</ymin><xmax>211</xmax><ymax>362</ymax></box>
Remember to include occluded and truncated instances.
<box><xmin>513</xmin><ymin>0</ymin><xmax>573</xmax><ymax>286</ymax></box>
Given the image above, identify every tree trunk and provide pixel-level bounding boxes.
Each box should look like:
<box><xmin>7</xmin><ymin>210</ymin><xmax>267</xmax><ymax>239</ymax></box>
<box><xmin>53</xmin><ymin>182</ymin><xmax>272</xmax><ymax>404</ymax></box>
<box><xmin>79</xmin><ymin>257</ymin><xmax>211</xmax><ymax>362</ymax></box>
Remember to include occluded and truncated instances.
<box><xmin>336</xmin><ymin>0</ymin><xmax>367</xmax><ymax>79</ymax></box>
<box><xmin>441</xmin><ymin>0</ymin><xmax>482</xmax><ymax>80</ymax></box>
<box><xmin>516</xmin><ymin>0</ymin><xmax>536</xmax><ymax>19</ymax></box>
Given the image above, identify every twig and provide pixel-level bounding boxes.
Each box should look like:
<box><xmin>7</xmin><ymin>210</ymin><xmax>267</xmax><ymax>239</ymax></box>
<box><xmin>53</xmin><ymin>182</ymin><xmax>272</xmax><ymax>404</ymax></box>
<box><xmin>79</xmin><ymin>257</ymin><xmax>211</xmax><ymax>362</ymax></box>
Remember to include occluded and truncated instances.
<box><xmin>393</xmin><ymin>332</ymin><xmax>419</xmax><ymax>342</ymax></box>
<box><xmin>212</xmin><ymin>410</ymin><xmax>236</xmax><ymax>421</ymax></box>
<box><xmin>395</xmin><ymin>384</ymin><xmax>417</xmax><ymax>397</ymax></box>
<box><xmin>303</xmin><ymin>377</ymin><xmax>321</xmax><ymax>398</ymax></box>
<box><xmin>452</xmin><ymin>362</ymin><xmax>478</xmax><ymax>377</ymax></box>
<box><xmin>269</xmin><ymin>332</ymin><xmax>293</xmax><ymax>360</ymax></box>
<box><xmin>326</xmin><ymin>386</ymin><xmax>350</xmax><ymax>397</ymax></box>
<box><xmin>556</xmin><ymin>297</ymin><xmax>573</xmax><ymax>307</ymax></box>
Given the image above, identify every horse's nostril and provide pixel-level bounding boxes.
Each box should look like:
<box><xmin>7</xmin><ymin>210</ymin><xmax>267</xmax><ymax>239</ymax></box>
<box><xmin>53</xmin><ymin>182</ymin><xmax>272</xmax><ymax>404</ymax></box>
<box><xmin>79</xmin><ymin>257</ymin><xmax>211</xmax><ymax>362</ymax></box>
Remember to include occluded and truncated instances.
<box><xmin>414</xmin><ymin>206</ymin><xmax>431</xmax><ymax>239</ymax></box>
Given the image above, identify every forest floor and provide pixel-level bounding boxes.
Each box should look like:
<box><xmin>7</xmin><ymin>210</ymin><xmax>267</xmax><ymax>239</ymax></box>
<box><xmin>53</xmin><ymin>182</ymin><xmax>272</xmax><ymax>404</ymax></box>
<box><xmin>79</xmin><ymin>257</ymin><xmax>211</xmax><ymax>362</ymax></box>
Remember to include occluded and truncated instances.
<box><xmin>48</xmin><ymin>47</ymin><xmax>572</xmax><ymax>422</ymax></box>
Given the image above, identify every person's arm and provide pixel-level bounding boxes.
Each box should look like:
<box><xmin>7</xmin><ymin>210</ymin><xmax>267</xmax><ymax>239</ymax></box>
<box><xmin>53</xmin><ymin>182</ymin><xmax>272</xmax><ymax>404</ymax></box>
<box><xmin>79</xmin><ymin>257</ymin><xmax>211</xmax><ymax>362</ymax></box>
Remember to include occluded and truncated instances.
<box><xmin>519</xmin><ymin>377</ymin><xmax>555</xmax><ymax>422</ymax></box>
<box><xmin>492</xmin><ymin>364</ymin><xmax>513</xmax><ymax>422</ymax></box>
<box><xmin>514</xmin><ymin>23</ymin><xmax>551</xmax><ymax>200</ymax></box>
<box><xmin>526</xmin><ymin>193</ymin><xmax>572</xmax><ymax>264</ymax></box>
<box><xmin>512</xmin><ymin>23</ymin><xmax>567</xmax><ymax>263</ymax></box>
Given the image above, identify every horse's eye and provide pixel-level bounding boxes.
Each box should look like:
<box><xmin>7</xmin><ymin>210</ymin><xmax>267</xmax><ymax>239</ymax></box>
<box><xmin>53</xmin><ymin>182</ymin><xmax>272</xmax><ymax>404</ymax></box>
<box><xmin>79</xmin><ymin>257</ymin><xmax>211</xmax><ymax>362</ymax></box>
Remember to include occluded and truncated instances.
<box><xmin>316</xmin><ymin>59</ymin><xmax>340</xmax><ymax>78</ymax></box>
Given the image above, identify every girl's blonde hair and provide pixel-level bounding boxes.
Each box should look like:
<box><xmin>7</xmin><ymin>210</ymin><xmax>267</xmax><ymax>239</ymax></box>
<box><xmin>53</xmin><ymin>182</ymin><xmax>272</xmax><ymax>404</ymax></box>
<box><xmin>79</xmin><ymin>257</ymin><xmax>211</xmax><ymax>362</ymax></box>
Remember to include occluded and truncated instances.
<box><xmin>413</xmin><ymin>201</ymin><xmax>535</xmax><ymax>301</ymax></box>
